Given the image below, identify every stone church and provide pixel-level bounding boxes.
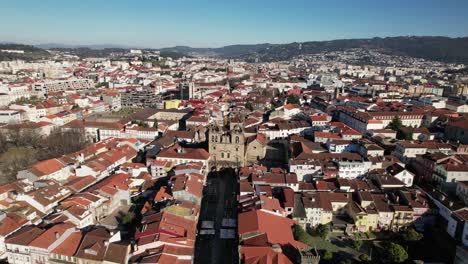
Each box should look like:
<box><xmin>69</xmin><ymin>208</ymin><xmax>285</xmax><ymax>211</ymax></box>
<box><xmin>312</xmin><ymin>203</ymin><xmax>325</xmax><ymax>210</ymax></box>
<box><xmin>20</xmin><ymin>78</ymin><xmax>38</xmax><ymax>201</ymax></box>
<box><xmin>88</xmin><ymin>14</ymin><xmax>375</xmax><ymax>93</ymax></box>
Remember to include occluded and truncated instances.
<box><xmin>208</xmin><ymin>122</ymin><xmax>267</xmax><ymax>168</ymax></box>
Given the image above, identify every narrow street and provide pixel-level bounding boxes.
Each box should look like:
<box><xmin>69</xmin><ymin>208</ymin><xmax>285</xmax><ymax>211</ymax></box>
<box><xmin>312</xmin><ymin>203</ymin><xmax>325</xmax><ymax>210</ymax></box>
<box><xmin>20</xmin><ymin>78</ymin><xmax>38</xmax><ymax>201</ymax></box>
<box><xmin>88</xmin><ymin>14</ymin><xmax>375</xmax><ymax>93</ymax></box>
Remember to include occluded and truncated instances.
<box><xmin>194</xmin><ymin>168</ymin><xmax>239</xmax><ymax>264</ymax></box>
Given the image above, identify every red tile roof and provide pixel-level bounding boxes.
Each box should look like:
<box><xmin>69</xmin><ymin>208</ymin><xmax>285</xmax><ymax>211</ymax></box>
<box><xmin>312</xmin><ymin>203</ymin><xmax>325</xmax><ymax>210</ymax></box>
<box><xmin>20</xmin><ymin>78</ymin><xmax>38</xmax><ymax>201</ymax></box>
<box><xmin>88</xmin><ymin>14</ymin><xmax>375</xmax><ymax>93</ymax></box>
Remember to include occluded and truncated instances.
<box><xmin>241</xmin><ymin>246</ymin><xmax>293</xmax><ymax>264</ymax></box>
<box><xmin>238</xmin><ymin>209</ymin><xmax>305</xmax><ymax>249</ymax></box>
<box><xmin>0</xmin><ymin>213</ymin><xmax>29</xmax><ymax>236</ymax></box>
<box><xmin>314</xmin><ymin>132</ymin><xmax>341</xmax><ymax>139</ymax></box>
<box><xmin>29</xmin><ymin>223</ymin><xmax>75</xmax><ymax>249</ymax></box>
<box><xmin>157</xmin><ymin>144</ymin><xmax>209</xmax><ymax>160</ymax></box>
<box><xmin>29</xmin><ymin>158</ymin><xmax>66</xmax><ymax>177</ymax></box>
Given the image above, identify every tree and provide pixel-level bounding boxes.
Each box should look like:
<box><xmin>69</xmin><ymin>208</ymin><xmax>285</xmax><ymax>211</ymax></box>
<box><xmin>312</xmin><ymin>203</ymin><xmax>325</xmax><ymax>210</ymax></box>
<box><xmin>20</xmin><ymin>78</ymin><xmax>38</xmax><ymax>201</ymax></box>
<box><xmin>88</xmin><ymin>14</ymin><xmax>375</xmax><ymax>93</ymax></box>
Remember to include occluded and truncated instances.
<box><xmin>153</xmin><ymin>119</ymin><xmax>159</xmax><ymax>128</ymax></box>
<box><xmin>245</xmin><ymin>102</ymin><xmax>254</xmax><ymax>111</ymax></box>
<box><xmin>386</xmin><ymin>243</ymin><xmax>408</xmax><ymax>263</ymax></box>
<box><xmin>397</xmin><ymin>128</ymin><xmax>414</xmax><ymax>140</ymax></box>
<box><xmin>292</xmin><ymin>225</ymin><xmax>309</xmax><ymax>243</ymax></box>
<box><xmin>359</xmin><ymin>253</ymin><xmax>369</xmax><ymax>262</ymax></box>
<box><xmin>338</xmin><ymin>260</ymin><xmax>352</xmax><ymax>264</ymax></box>
<box><xmin>6</xmin><ymin>126</ymin><xmax>41</xmax><ymax>148</ymax></box>
<box><xmin>286</xmin><ymin>94</ymin><xmax>300</xmax><ymax>105</ymax></box>
<box><xmin>0</xmin><ymin>155</ymin><xmax>36</xmax><ymax>184</ymax></box>
<box><xmin>37</xmin><ymin>128</ymin><xmax>89</xmax><ymax>160</ymax></box>
<box><xmin>292</xmin><ymin>224</ymin><xmax>317</xmax><ymax>247</ymax></box>
<box><xmin>315</xmin><ymin>224</ymin><xmax>330</xmax><ymax>239</ymax></box>
<box><xmin>21</xmin><ymin>129</ymin><xmax>42</xmax><ymax>149</ymax></box>
<box><xmin>401</xmin><ymin>228</ymin><xmax>423</xmax><ymax>242</ymax></box>
<box><xmin>172</xmin><ymin>72</ymin><xmax>183</xmax><ymax>78</ymax></box>
<box><xmin>323</xmin><ymin>250</ymin><xmax>333</xmax><ymax>260</ymax></box>
<box><xmin>352</xmin><ymin>239</ymin><xmax>363</xmax><ymax>250</ymax></box>
<box><xmin>0</xmin><ymin>132</ymin><xmax>8</xmax><ymax>154</ymax></box>
<box><xmin>386</xmin><ymin>116</ymin><xmax>403</xmax><ymax>131</ymax></box>
<box><xmin>121</xmin><ymin>212</ymin><xmax>134</xmax><ymax>225</ymax></box>
<box><xmin>131</xmin><ymin>120</ymin><xmax>149</xmax><ymax>128</ymax></box>
<box><xmin>96</xmin><ymin>82</ymin><xmax>109</xmax><ymax>88</ymax></box>
<box><xmin>13</xmin><ymin>95</ymin><xmax>42</xmax><ymax>105</ymax></box>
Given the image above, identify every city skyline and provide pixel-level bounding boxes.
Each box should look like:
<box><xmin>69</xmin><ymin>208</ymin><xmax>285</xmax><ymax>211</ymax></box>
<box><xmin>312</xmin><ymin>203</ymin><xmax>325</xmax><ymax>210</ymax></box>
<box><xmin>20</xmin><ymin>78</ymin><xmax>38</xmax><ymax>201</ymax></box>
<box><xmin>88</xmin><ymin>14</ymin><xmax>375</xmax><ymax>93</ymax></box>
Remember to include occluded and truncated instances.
<box><xmin>1</xmin><ymin>0</ymin><xmax>468</xmax><ymax>48</ymax></box>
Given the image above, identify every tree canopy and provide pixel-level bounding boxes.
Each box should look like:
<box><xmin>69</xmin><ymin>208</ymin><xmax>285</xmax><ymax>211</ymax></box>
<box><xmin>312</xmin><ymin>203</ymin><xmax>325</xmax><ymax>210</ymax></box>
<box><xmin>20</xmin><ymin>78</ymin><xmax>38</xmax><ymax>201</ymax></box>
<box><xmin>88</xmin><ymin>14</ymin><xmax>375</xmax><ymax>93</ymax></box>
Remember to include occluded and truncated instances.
<box><xmin>315</xmin><ymin>224</ymin><xmax>330</xmax><ymax>239</ymax></box>
<box><xmin>397</xmin><ymin>128</ymin><xmax>414</xmax><ymax>140</ymax></box>
<box><xmin>13</xmin><ymin>95</ymin><xmax>42</xmax><ymax>105</ymax></box>
<box><xmin>96</xmin><ymin>82</ymin><xmax>109</xmax><ymax>88</ymax></box>
<box><xmin>286</xmin><ymin>94</ymin><xmax>300</xmax><ymax>105</ymax></box>
<box><xmin>359</xmin><ymin>253</ymin><xmax>369</xmax><ymax>262</ymax></box>
<box><xmin>245</xmin><ymin>102</ymin><xmax>254</xmax><ymax>111</ymax></box>
<box><xmin>386</xmin><ymin>243</ymin><xmax>408</xmax><ymax>263</ymax></box>
<box><xmin>323</xmin><ymin>250</ymin><xmax>333</xmax><ymax>260</ymax></box>
<box><xmin>401</xmin><ymin>228</ymin><xmax>424</xmax><ymax>242</ymax></box>
<box><xmin>352</xmin><ymin>239</ymin><xmax>363</xmax><ymax>250</ymax></box>
<box><xmin>386</xmin><ymin>116</ymin><xmax>403</xmax><ymax>131</ymax></box>
<box><xmin>131</xmin><ymin>120</ymin><xmax>149</xmax><ymax>128</ymax></box>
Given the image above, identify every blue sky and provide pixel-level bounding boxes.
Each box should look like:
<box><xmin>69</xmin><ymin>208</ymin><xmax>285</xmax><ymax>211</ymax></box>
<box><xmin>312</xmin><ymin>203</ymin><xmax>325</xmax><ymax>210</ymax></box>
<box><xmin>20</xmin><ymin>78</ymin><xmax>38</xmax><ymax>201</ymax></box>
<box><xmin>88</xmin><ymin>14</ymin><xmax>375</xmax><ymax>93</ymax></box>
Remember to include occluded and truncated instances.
<box><xmin>1</xmin><ymin>0</ymin><xmax>467</xmax><ymax>48</ymax></box>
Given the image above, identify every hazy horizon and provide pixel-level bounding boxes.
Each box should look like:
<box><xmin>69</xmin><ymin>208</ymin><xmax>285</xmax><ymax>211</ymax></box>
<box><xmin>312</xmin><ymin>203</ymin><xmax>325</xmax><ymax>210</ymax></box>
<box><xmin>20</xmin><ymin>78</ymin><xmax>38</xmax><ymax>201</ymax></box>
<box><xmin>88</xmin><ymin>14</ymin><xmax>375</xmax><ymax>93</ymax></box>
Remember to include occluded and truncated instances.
<box><xmin>1</xmin><ymin>0</ymin><xmax>468</xmax><ymax>48</ymax></box>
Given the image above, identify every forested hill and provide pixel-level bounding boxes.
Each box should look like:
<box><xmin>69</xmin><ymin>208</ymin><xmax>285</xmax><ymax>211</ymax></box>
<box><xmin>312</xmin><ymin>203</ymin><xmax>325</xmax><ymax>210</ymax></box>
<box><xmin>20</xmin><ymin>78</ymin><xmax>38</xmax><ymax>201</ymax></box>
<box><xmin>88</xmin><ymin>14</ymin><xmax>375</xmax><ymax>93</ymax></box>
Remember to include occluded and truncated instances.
<box><xmin>4</xmin><ymin>36</ymin><xmax>468</xmax><ymax>63</ymax></box>
<box><xmin>160</xmin><ymin>36</ymin><xmax>468</xmax><ymax>63</ymax></box>
<box><xmin>0</xmin><ymin>43</ymin><xmax>50</xmax><ymax>61</ymax></box>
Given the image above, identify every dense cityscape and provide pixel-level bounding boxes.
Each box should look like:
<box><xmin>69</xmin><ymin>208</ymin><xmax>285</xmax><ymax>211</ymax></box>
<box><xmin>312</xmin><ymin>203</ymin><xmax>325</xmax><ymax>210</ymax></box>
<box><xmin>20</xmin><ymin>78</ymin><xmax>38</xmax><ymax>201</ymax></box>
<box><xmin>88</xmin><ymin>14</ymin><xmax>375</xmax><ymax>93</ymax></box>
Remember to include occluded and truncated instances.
<box><xmin>1</xmin><ymin>1</ymin><xmax>468</xmax><ymax>264</ymax></box>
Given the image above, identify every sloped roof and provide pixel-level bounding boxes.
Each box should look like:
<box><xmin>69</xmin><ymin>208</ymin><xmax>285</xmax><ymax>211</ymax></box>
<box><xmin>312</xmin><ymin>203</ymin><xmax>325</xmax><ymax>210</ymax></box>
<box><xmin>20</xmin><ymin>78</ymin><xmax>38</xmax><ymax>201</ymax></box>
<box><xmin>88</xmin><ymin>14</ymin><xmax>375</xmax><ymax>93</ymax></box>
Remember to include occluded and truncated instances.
<box><xmin>238</xmin><ymin>209</ymin><xmax>305</xmax><ymax>249</ymax></box>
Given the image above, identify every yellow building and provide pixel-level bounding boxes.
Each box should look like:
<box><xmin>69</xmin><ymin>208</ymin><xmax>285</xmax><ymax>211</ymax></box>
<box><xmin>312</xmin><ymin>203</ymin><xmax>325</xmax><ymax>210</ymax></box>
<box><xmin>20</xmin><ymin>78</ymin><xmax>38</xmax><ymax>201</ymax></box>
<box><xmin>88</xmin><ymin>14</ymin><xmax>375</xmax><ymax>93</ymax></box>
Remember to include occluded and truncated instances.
<box><xmin>348</xmin><ymin>202</ymin><xmax>368</xmax><ymax>232</ymax></box>
<box><xmin>164</xmin><ymin>99</ymin><xmax>182</xmax><ymax>109</ymax></box>
<box><xmin>391</xmin><ymin>205</ymin><xmax>414</xmax><ymax>230</ymax></box>
<box><xmin>355</xmin><ymin>191</ymin><xmax>379</xmax><ymax>231</ymax></box>
<box><xmin>365</xmin><ymin>209</ymin><xmax>379</xmax><ymax>231</ymax></box>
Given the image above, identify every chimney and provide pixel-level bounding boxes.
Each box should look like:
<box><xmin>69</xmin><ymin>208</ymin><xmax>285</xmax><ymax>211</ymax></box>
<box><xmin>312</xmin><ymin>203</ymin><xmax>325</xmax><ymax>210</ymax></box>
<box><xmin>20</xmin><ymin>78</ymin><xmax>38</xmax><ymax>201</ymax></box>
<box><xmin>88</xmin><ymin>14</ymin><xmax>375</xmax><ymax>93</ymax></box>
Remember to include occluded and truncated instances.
<box><xmin>449</xmin><ymin>201</ymin><xmax>454</xmax><ymax>207</ymax></box>
<box><xmin>104</xmin><ymin>240</ymin><xmax>109</xmax><ymax>247</ymax></box>
<box><xmin>55</xmin><ymin>232</ymin><xmax>60</xmax><ymax>239</ymax></box>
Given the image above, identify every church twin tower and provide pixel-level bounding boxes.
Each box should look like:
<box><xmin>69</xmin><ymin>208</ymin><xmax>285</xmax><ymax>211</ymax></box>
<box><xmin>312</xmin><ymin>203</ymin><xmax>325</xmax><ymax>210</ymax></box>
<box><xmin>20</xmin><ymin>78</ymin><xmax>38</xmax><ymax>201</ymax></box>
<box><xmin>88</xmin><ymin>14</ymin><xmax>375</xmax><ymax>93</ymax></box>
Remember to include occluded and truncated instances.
<box><xmin>208</xmin><ymin>123</ymin><xmax>246</xmax><ymax>168</ymax></box>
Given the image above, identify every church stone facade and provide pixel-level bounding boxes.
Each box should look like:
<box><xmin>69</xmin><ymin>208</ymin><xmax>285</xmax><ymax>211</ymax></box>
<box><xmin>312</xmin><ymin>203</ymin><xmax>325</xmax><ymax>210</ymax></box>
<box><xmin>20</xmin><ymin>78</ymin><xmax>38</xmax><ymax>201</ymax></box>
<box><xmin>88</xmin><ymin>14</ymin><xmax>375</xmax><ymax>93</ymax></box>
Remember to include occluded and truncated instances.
<box><xmin>208</xmin><ymin>122</ymin><xmax>268</xmax><ymax>168</ymax></box>
<box><xmin>209</xmin><ymin>124</ymin><xmax>246</xmax><ymax>168</ymax></box>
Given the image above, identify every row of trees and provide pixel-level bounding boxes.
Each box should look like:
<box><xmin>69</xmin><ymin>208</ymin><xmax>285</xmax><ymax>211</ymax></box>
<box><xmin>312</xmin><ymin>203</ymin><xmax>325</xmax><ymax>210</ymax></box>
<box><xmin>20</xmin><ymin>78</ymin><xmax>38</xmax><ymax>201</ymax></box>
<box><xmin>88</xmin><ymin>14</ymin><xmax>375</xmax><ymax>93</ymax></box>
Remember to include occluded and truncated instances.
<box><xmin>351</xmin><ymin>228</ymin><xmax>422</xmax><ymax>263</ymax></box>
<box><xmin>13</xmin><ymin>95</ymin><xmax>43</xmax><ymax>105</ymax></box>
<box><xmin>0</xmin><ymin>128</ymin><xmax>89</xmax><ymax>183</ymax></box>
<box><xmin>292</xmin><ymin>224</ymin><xmax>424</xmax><ymax>263</ymax></box>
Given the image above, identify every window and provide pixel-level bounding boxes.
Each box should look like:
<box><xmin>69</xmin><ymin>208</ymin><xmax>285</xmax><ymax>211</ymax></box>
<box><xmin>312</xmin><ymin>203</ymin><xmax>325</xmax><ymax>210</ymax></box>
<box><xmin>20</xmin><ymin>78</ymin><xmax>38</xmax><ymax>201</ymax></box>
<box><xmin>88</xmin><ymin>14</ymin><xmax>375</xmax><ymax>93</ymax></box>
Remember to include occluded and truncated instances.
<box><xmin>221</xmin><ymin>153</ymin><xmax>224</xmax><ymax>158</ymax></box>
<box><xmin>235</xmin><ymin>136</ymin><xmax>240</xmax><ymax>144</ymax></box>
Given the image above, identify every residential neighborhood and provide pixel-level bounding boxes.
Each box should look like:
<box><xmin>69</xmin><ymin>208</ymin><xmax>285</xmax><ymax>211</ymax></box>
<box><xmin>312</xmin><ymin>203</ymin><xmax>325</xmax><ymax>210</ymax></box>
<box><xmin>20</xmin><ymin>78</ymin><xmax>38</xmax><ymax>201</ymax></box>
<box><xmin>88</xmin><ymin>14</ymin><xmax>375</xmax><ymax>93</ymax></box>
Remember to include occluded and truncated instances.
<box><xmin>1</xmin><ymin>2</ymin><xmax>468</xmax><ymax>263</ymax></box>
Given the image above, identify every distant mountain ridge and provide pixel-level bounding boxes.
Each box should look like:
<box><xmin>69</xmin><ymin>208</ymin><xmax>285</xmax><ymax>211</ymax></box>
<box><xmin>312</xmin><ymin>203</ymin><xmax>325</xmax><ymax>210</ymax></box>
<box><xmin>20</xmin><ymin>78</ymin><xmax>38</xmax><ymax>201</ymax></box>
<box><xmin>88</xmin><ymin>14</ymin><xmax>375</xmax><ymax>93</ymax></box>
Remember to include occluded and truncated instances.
<box><xmin>2</xmin><ymin>36</ymin><xmax>468</xmax><ymax>63</ymax></box>
<box><xmin>159</xmin><ymin>36</ymin><xmax>468</xmax><ymax>63</ymax></box>
<box><xmin>35</xmin><ymin>43</ymin><xmax>141</xmax><ymax>50</ymax></box>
